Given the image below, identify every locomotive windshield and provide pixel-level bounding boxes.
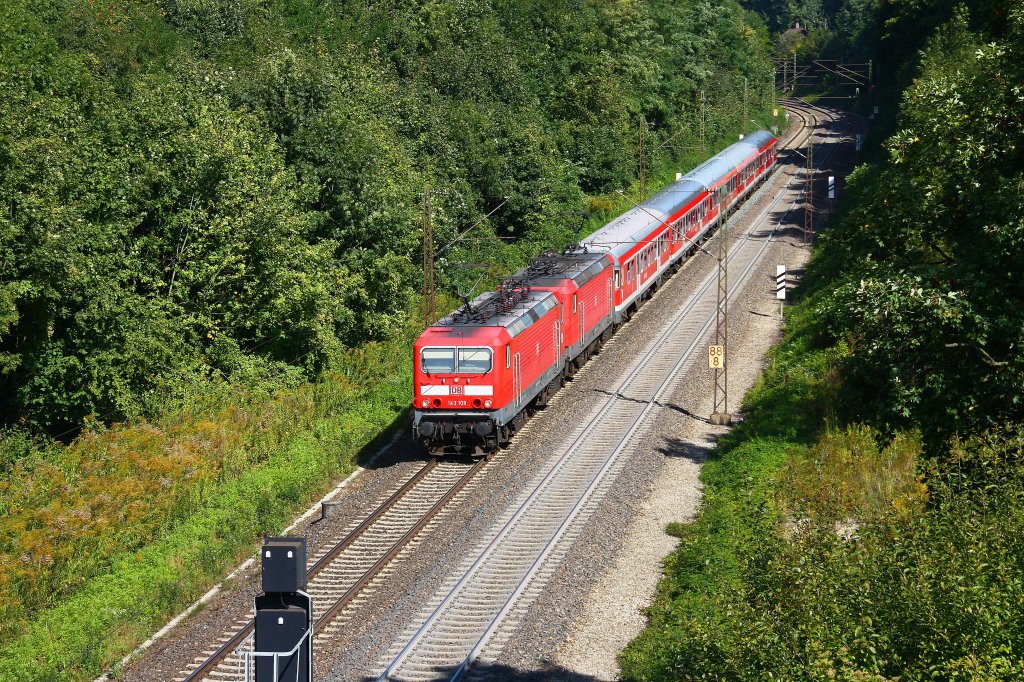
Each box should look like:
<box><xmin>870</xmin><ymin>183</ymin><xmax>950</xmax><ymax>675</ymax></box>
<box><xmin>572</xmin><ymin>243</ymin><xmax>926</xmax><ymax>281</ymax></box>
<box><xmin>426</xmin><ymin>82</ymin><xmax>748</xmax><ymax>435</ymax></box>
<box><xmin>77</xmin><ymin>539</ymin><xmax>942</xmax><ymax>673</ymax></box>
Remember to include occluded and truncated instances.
<box><xmin>420</xmin><ymin>346</ymin><xmax>492</xmax><ymax>374</ymax></box>
<box><xmin>421</xmin><ymin>347</ymin><xmax>456</xmax><ymax>373</ymax></box>
<box><xmin>458</xmin><ymin>347</ymin><xmax>492</xmax><ymax>373</ymax></box>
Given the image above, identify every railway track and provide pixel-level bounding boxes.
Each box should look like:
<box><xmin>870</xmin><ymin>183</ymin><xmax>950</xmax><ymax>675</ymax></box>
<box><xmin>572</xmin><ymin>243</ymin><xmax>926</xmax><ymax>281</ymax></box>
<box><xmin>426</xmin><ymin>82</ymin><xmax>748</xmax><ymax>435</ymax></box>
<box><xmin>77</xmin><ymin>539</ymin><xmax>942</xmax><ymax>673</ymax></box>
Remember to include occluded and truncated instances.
<box><xmin>177</xmin><ymin>457</ymin><xmax>486</xmax><ymax>682</ymax></box>
<box><xmin>372</xmin><ymin>103</ymin><xmax>844</xmax><ymax>681</ymax></box>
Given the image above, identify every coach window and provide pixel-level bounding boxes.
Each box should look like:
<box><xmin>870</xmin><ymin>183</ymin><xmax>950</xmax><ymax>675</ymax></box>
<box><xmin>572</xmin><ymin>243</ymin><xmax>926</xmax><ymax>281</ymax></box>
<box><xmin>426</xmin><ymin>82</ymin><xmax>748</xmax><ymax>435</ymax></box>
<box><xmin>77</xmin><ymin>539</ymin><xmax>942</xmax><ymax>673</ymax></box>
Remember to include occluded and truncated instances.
<box><xmin>614</xmin><ymin>269</ymin><xmax>621</xmax><ymax>288</ymax></box>
<box><xmin>458</xmin><ymin>347</ymin><xmax>492</xmax><ymax>373</ymax></box>
<box><xmin>421</xmin><ymin>347</ymin><xmax>456</xmax><ymax>374</ymax></box>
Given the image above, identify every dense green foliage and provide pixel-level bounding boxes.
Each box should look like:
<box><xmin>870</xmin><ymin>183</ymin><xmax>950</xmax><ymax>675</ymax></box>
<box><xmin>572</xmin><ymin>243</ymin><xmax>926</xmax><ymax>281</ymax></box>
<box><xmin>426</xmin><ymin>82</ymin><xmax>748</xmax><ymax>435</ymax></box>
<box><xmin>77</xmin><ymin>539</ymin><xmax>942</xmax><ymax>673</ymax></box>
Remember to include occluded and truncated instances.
<box><xmin>739</xmin><ymin>0</ymin><xmax>879</xmax><ymax>59</ymax></box>
<box><xmin>814</xmin><ymin>6</ymin><xmax>1024</xmax><ymax>446</ymax></box>
<box><xmin>622</xmin><ymin>2</ymin><xmax>1024</xmax><ymax>679</ymax></box>
<box><xmin>0</xmin><ymin>0</ymin><xmax>774</xmax><ymax>435</ymax></box>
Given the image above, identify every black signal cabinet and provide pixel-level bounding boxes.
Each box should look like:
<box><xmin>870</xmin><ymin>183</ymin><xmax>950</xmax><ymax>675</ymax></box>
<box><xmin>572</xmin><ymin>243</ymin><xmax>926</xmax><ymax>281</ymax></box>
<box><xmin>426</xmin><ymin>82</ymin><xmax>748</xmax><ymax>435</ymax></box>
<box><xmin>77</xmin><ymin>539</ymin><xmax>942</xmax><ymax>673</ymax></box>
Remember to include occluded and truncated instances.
<box><xmin>254</xmin><ymin>605</ymin><xmax>310</xmax><ymax>681</ymax></box>
<box><xmin>261</xmin><ymin>537</ymin><xmax>307</xmax><ymax>593</ymax></box>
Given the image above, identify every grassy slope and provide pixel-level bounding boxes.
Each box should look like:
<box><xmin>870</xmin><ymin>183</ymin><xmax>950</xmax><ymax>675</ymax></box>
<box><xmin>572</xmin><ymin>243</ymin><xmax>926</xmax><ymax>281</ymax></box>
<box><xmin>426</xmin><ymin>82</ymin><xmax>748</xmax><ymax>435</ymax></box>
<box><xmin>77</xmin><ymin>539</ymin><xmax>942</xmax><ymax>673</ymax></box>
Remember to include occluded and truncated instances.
<box><xmin>620</xmin><ymin>299</ymin><xmax>1024</xmax><ymax>681</ymax></box>
<box><xmin>0</xmin><ymin>334</ymin><xmax>414</xmax><ymax>679</ymax></box>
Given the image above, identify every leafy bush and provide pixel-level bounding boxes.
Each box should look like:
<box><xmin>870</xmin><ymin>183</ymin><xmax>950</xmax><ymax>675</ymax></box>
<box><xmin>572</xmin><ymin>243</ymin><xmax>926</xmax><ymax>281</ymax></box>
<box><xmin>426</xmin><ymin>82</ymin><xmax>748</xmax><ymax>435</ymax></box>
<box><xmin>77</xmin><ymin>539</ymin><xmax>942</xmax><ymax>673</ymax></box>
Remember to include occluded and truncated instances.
<box><xmin>782</xmin><ymin>425</ymin><xmax>926</xmax><ymax>523</ymax></box>
<box><xmin>811</xmin><ymin>5</ymin><xmax>1024</xmax><ymax>447</ymax></box>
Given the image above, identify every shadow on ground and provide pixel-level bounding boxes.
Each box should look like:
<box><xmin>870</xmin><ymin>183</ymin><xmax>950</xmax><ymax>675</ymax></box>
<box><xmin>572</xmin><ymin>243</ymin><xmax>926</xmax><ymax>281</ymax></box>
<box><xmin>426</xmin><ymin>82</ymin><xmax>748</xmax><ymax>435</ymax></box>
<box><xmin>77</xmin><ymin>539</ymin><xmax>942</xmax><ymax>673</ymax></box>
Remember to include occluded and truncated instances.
<box><xmin>353</xmin><ymin>407</ymin><xmax>436</xmax><ymax>470</ymax></box>
<box><xmin>656</xmin><ymin>434</ymin><xmax>716</xmax><ymax>463</ymax></box>
<box><xmin>360</xmin><ymin>659</ymin><xmax>606</xmax><ymax>681</ymax></box>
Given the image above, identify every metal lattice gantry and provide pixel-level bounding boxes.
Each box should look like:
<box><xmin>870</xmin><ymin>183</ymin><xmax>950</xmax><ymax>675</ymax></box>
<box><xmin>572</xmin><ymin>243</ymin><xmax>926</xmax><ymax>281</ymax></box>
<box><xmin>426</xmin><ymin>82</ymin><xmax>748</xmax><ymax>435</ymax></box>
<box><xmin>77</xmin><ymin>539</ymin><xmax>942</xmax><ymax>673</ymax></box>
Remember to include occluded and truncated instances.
<box><xmin>710</xmin><ymin>188</ymin><xmax>731</xmax><ymax>426</ymax></box>
<box><xmin>774</xmin><ymin>58</ymin><xmax>877</xmax><ymax>111</ymax></box>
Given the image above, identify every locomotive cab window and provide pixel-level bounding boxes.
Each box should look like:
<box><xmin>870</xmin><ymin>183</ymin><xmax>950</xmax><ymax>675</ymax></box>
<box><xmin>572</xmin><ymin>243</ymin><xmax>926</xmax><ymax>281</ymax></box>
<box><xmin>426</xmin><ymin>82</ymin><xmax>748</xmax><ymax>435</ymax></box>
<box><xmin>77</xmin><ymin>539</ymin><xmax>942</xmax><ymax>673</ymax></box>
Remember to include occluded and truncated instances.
<box><xmin>421</xmin><ymin>347</ymin><xmax>456</xmax><ymax>374</ymax></box>
<box><xmin>457</xmin><ymin>347</ymin><xmax>492</xmax><ymax>373</ymax></box>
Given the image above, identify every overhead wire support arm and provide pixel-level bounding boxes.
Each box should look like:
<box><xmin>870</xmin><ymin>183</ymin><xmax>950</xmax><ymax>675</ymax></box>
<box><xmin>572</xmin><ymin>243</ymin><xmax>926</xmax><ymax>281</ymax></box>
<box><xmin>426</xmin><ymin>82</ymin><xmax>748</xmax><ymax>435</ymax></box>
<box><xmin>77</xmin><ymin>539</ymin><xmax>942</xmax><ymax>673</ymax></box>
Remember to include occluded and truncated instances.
<box><xmin>804</xmin><ymin>134</ymin><xmax>814</xmax><ymax>245</ymax></box>
<box><xmin>812</xmin><ymin>59</ymin><xmax>869</xmax><ymax>85</ymax></box>
<box><xmin>614</xmin><ymin>187</ymin><xmax>715</xmax><ymax>257</ymax></box>
<box><xmin>422</xmin><ymin>194</ymin><xmax>510</xmax><ymax>328</ymax></box>
<box><xmin>435</xmin><ymin>196</ymin><xmax>511</xmax><ymax>257</ymax></box>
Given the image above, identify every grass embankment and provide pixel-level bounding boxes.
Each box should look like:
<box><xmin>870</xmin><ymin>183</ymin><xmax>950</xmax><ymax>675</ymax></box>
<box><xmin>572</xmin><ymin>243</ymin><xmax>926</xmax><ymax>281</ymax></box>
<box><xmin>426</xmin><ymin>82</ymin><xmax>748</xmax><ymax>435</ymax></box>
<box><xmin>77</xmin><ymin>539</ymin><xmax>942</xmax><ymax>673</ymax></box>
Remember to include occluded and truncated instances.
<box><xmin>0</xmin><ymin>335</ymin><xmax>414</xmax><ymax>680</ymax></box>
<box><xmin>620</xmin><ymin>301</ymin><xmax>1024</xmax><ymax>681</ymax></box>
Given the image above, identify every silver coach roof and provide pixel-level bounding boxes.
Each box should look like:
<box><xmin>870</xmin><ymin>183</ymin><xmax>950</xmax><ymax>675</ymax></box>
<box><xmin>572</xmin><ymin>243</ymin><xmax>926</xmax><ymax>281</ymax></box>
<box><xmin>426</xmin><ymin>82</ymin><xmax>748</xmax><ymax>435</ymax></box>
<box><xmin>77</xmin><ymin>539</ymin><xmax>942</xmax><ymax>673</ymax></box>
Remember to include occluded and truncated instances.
<box><xmin>583</xmin><ymin>130</ymin><xmax>775</xmax><ymax>259</ymax></box>
<box><xmin>434</xmin><ymin>288</ymin><xmax>558</xmax><ymax>330</ymax></box>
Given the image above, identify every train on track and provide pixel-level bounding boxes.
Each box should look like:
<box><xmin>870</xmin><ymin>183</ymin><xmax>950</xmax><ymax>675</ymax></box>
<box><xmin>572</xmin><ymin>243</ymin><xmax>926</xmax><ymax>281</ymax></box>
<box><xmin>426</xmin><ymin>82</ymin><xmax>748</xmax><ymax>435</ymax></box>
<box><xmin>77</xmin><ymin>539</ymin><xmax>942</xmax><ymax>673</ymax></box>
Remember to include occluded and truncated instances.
<box><xmin>413</xmin><ymin>130</ymin><xmax>778</xmax><ymax>456</ymax></box>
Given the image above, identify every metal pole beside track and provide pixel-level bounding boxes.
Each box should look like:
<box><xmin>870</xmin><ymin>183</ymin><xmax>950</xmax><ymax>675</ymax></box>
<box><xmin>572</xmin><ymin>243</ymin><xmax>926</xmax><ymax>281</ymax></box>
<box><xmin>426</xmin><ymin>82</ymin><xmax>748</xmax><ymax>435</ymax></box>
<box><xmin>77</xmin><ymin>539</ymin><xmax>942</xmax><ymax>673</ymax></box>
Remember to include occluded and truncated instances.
<box><xmin>422</xmin><ymin>187</ymin><xmax>435</xmax><ymax>328</ymax></box>
<box><xmin>711</xmin><ymin>187</ymin><xmax>731</xmax><ymax>426</ymax></box>
<box><xmin>804</xmin><ymin>133</ymin><xmax>814</xmax><ymax>244</ymax></box>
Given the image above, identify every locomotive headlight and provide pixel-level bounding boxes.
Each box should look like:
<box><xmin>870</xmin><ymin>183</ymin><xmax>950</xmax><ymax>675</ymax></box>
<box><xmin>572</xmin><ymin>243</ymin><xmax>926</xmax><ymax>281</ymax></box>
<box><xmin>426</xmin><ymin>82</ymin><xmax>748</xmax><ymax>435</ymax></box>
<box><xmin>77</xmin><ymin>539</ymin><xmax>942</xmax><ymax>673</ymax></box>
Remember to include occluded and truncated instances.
<box><xmin>484</xmin><ymin>399</ymin><xmax>492</xmax><ymax>408</ymax></box>
<box><xmin>421</xmin><ymin>398</ymin><xmax>430</xmax><ymax>407</ymax></box>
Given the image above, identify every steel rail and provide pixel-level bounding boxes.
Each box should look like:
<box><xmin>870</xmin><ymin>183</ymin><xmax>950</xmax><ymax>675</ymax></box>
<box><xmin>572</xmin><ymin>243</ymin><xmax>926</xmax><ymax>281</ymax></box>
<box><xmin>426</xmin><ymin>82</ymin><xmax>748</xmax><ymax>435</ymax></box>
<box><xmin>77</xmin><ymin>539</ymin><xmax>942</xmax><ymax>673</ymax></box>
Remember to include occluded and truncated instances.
<box><xmin>311</xmin><ymin>457</ymin><xmax>487</xmax><ymax>634</ymax></box>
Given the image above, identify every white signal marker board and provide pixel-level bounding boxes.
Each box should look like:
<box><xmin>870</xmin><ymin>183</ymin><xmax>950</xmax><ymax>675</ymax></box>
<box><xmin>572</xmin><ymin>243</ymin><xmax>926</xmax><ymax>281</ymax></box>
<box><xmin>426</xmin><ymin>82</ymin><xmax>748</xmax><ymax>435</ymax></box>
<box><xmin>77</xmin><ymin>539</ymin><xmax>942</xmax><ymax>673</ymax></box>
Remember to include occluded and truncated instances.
<box><xmin>708</xmin><ymin>345</ymin><xmax>724</xmax><ymax>369</ymax></box>
<box><xmin>828</xmin><ymin>176</ymin><xmax>835</xmax><ymax>199</ymax></box>
<box><xmin>776</xmin><ymin>265</ymin><xmax>787</xmax><ymax>300</ymax></box>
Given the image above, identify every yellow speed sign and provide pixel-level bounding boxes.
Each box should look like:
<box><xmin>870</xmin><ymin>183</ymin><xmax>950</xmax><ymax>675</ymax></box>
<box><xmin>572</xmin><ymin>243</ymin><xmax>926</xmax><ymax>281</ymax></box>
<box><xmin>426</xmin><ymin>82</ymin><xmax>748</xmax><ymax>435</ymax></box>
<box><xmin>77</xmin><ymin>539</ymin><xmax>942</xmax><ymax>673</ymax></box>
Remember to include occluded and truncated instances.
<box><xmin>708</xmin><ymin>345</ymin><xmax>724</xmax><ymax>369</ymax></box>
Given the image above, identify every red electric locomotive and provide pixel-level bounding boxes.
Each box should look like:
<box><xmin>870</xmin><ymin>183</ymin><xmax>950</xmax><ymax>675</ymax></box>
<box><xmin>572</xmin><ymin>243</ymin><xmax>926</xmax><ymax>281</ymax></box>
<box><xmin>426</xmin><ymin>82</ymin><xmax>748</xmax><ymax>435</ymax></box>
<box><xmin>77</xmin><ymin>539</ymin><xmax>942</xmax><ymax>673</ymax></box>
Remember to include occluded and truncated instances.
<box><xmin>413</xmin><ymin>130</ymin><xmax>777</xmax><ymax>456</ymax></box>
<box><xmin>413</xmin><ymin>250</ymin><xmax>614</xmax><ymax>455</ymax></box>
